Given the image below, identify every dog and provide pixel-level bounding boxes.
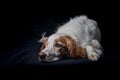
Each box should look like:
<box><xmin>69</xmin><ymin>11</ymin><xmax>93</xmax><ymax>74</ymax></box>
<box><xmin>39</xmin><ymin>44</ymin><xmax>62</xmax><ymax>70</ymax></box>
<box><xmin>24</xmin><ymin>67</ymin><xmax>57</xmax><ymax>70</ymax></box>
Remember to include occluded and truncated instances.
<box><xmin>38</xmin><ymin>15</ymin><xmax>103</xmax><ymax>62</ymax></box>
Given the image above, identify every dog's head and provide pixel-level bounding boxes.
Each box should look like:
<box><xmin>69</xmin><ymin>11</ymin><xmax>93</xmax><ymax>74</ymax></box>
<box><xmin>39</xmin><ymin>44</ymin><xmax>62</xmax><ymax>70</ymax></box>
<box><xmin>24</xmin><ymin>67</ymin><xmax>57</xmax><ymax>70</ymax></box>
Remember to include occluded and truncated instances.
<box><xmin>38</xmin><ymin>33</ymin><xmax>86</xmax><ymax>62</ymax></box>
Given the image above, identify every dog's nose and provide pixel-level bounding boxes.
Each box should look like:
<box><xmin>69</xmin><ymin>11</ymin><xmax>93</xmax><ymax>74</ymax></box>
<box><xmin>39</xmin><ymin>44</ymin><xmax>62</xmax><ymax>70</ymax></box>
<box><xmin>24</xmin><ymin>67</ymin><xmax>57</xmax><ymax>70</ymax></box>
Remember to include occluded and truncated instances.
<box><xmin>39</xmin><ymin>52</ymin><xmax>46</xmax><ymax>59</ymax></box>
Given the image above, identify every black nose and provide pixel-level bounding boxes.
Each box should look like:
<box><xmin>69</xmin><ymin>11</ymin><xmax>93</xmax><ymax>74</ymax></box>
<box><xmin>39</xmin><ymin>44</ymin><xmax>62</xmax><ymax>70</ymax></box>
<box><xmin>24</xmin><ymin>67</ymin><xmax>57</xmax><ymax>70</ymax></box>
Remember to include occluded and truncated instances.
<box><xmin>39</xmin><ymin>52</ymin><xmax>46</xmax><ymax>59</ymax></box>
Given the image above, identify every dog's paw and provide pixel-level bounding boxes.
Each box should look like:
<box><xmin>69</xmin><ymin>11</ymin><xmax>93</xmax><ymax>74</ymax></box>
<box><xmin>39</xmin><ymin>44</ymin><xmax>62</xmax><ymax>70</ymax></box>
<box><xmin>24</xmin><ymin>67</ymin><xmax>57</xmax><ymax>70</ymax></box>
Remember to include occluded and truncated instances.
<box><xmin>87</xmin><ymin>52</ymin><xmax>100</xmax><ymax>61</ymax></box>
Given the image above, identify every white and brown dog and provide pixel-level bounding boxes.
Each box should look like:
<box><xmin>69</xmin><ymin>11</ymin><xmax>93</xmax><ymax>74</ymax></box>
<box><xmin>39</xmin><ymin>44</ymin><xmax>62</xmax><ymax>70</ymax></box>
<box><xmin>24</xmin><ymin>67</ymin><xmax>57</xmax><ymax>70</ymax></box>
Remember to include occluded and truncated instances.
<box><xmin>38</xmin><ymin>15</ymin><xmax>103</xmax><ymax>62</ymax></box>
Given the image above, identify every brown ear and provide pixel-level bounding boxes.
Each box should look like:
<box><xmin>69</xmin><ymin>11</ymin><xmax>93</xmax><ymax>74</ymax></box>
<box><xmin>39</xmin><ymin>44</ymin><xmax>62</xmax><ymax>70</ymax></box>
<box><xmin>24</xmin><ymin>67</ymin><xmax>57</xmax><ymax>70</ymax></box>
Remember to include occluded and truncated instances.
<box><xmin>66</xmin><ymin>36</ymin><xmax>86</xmax><ymax>58</ymax></box>
<box><xmin>67</xmin><ymin>39</ymin><xmax>77</xmax><ymax>57</ymax></box>
<box><xmin>76</xmin><ymin>47</ymin><xmax>87</xmax><ymax>58</ymax></box>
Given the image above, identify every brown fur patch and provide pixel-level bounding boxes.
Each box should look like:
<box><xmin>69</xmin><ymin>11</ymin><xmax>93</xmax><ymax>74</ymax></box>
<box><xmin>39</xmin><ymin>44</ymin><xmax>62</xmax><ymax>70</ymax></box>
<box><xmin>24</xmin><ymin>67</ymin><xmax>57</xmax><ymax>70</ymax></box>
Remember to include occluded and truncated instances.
<box><xmin>40</xmin><ymin>38</ymin><xmax>48</xmax><ymax>51</ymax></box>
<box><xmin>55</xmin><ymin>36</ymin><xmax>87</xmax><ymax>58</ymax></box>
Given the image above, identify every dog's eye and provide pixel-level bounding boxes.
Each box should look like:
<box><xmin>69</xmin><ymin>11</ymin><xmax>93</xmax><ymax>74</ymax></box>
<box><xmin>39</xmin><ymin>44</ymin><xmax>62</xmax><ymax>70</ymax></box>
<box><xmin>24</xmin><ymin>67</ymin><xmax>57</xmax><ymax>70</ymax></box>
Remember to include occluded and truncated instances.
<box><xmin>55</xmin><ymin>43</ymin><xmax>62</xmax><ymax>48</ymax></box>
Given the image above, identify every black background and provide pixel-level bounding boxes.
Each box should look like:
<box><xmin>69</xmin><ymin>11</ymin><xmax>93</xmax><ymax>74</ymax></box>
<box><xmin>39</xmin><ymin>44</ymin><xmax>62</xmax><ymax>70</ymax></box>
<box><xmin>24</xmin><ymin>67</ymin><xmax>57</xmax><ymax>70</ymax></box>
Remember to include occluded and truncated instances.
<box><xmin>0</xmin><ymin>2</ymin><xmax>120</xmax><ymax>79</ymax></box>
<box><xmin>1</xmin><ymin>9</ymin><xmax>120</xmax><ymax>53</ymax></box>
<box><xmin>0</xmin><ymin>4</ymin><xmax>120</xmax><ymax>52</ymax></box>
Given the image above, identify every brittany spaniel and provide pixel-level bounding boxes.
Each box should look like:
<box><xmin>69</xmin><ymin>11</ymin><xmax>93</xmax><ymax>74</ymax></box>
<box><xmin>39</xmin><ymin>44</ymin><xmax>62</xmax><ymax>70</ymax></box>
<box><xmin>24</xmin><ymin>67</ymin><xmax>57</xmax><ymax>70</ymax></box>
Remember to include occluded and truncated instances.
<box><xmin>38</xmin><ymin>15</ymin><xmax>103</xmax><ymax>62</ymax></box>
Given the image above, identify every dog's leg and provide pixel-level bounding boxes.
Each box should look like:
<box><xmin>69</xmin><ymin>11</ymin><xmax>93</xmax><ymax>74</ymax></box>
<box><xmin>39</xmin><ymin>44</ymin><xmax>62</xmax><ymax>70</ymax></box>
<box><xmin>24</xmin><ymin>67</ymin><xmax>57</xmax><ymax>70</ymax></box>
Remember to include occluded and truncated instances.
<box><xmin>91</xmin><ymin>40</ymin><xmax>103</xmax><ymax>55</ymax></box>
<box><xmin>85</xmin><ymin>40</ymin><xmax>103</xmax><ymax>61</ymax></box>
<box><xmin>86</xmin><ymin>45</ymin><xmax>100</xmax><ymax>61</ymax></box>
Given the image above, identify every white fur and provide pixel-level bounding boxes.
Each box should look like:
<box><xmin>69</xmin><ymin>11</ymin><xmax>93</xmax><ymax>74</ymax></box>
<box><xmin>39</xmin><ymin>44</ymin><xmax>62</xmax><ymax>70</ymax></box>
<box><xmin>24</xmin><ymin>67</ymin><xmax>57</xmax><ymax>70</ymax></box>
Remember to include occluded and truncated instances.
<box><xmin>55</xmin><ymin>15</ymin><xmax>102</xmax><ymax>60</ymax></box>
<box><xmin>56</xmin><ymin>16</ymin><xmax>101</xmax><ymax>47</ymax></box>
<box><xmin>40</xmin><ymin>15</ymin><xmax>103</xmax><ymax>61</ymax></box>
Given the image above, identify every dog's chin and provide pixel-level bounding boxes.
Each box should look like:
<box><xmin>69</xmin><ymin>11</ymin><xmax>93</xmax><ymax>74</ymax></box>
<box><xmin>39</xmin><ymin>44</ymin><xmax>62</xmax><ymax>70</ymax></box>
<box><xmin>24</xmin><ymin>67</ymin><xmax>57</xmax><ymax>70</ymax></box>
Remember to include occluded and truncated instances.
<box><xmin>39</xmin><ymin>57</ymin><xmax>60</xmax><ymax>63</ymax></box>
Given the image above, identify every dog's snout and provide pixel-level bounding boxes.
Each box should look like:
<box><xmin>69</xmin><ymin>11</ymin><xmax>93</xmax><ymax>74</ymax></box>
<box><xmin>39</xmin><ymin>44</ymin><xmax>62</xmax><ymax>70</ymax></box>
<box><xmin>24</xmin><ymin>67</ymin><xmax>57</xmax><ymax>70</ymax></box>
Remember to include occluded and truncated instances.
<box><xmin>39</xmin><ymin>52</ymin><xmax>46</xmax><ymax>59</ymax></box>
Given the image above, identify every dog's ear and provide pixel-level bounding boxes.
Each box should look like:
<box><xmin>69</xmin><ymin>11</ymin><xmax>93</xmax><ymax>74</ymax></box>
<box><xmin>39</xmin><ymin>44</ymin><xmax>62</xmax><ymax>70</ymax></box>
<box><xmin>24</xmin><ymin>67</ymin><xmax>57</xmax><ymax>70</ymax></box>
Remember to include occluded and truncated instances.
<box><xmin>67</xmin><ymin>39</ymin><xmax>77</xmax><ymax>57</ymax></box>
<box><xmin>38</xmin><ymin>32</ymin><xmax>48</xmax><ymax>43</ymax></box>
<box><xmin>68</xmin><ymin>41</ymin><xmax>86</xmax><ymax>58</ymax></box>
<box><xmin>66</xmin><ymin>36</ymin><xmax>86</xmax><ymax>58</ymax></box>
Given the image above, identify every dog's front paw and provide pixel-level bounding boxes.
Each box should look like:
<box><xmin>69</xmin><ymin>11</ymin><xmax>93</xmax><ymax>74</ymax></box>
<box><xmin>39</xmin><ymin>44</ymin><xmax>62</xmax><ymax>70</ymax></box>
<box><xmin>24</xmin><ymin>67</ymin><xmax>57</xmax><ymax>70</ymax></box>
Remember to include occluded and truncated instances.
<box><xmin>87</xmin><ymin>52</ymin><xmax>100</xmax><ymax>61</ymax></box>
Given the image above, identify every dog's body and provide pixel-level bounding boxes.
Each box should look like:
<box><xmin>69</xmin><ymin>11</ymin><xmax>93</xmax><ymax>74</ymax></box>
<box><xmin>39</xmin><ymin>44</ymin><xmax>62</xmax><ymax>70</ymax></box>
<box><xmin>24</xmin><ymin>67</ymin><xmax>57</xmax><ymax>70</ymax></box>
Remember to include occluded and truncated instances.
<box><xmin>39</xmin><ymin>15</ymin><xmax>103</xmax><ymax>62</ymax></box>
<box><xmin>56</xmin><ymin>16</ymin><xmax>101</xmax><ymax>48</ymax></box>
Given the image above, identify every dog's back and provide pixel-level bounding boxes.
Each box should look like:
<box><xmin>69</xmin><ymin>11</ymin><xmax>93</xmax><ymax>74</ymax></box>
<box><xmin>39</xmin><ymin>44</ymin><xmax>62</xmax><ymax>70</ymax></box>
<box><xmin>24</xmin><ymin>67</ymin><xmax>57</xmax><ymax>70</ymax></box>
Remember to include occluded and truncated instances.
<box><xmin>56</xmin><ymin>15</ymin><xmax>101</xmax><ymax>48</ymax></box>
